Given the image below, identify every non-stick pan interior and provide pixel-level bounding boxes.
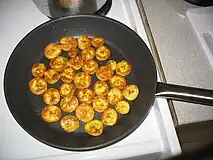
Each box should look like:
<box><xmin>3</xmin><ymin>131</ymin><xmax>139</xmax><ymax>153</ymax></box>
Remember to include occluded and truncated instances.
<box><xmin>4</xmin><ymin>15</ymin><xmax>157</xmax><ymax>150</ymax></box>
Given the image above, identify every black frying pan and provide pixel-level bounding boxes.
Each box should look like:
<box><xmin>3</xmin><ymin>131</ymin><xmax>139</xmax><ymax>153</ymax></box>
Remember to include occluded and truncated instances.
<box><xmin>4</xmin><ymin>15</ymin><xmax>213</xmax><ymax>151</ymax></box>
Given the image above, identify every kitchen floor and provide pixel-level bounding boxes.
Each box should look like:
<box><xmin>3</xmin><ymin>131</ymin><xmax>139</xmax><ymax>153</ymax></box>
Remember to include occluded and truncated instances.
<box><xmin>176</xmin><ymin>120</ymin><xmax>213</xmax><ymax>152</ymax></box>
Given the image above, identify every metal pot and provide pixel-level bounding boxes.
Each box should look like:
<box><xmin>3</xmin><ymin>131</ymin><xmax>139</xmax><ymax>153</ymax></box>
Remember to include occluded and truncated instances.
<box><xmin>33</xmin><ymin>0</ymin><xmax>111</xmax><ymax>18</ymax></box>
<box><xmin>185</xmin><ymin>0</ymin><xmax>213</xmax><ymax>6</ymax></box>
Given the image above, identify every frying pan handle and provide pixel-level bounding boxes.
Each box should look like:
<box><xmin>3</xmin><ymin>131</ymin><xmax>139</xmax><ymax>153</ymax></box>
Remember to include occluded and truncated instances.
<box><xmin>155</xmin><ymin>82</ymin><xmax>213</xmax><ymax>106</ymax></box>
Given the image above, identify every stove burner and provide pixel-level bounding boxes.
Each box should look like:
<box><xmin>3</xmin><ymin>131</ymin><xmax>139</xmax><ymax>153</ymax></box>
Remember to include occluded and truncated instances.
<box><xmin>95</xmin><ymin>0</ymin><xmax>112</xmax><ymax>16</ymax></box>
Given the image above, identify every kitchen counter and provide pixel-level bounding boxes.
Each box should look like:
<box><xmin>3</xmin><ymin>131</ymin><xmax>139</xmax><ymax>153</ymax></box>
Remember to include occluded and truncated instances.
<box><xmin>140</xmin><ymin>0</ymin><xmax>213</xmax><ymax>125</ymax></box>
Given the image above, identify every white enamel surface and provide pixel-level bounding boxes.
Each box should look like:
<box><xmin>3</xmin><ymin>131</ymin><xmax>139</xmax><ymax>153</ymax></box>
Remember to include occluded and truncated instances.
<box><xmin>0</xmin><ymin>0</ymin><xmax>180</xmax><ymax>159</ymax></box>
<box><xmin>187</xmin><ymin>6</ymin><xmax>213</xmax><ymax>70</ymax></box>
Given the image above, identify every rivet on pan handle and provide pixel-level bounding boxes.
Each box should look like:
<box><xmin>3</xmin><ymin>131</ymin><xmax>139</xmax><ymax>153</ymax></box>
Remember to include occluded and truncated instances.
<box><xmin>155</xmin><ymin>82</ymin><xmax>213</xmax><ymax>106</ymax></box>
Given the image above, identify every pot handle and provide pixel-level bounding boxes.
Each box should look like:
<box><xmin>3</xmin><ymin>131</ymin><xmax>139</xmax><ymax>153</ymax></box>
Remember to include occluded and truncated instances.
<box><xmin>155</xmin><ymin>82</ymin><xmax>213</xmax><ymax>106</ymax></box>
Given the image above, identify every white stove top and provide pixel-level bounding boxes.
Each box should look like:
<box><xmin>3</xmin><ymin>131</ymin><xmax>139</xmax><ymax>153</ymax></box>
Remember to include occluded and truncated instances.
<box><xmin>0</xmin><ymin>0</ymin><xmax>181</xmax><ymax>159</ymax></box>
